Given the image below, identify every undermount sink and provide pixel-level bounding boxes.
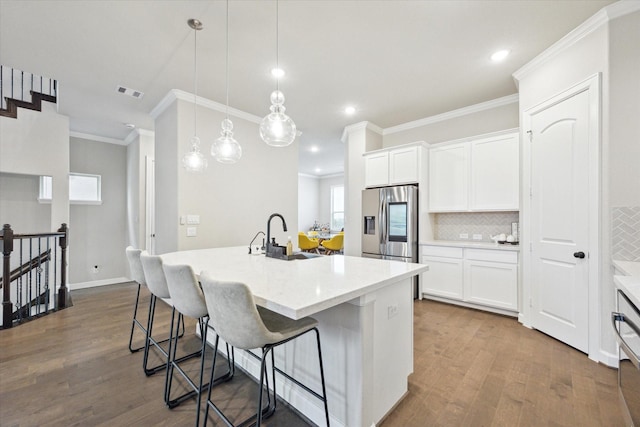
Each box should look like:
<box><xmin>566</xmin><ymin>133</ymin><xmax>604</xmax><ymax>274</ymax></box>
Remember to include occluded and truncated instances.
<box><xmin>267</xmin><ymin>250</ymin><xmax>322</xmax><ymax>261</ymax></box>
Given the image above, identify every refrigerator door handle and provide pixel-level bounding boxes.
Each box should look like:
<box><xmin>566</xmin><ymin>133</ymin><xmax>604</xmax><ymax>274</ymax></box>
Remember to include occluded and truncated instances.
<box><xmin>379</xmin><ymin>191</ymin><xmax>386</xmax><ymax>251</ymax></box>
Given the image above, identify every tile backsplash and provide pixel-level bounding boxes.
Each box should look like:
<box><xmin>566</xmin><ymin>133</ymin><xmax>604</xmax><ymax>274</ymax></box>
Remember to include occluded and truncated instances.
<box><xmin>434</xmin><ymin>212</ymin><xmax>520</xmax><ymax>242</ymax></box>
<box><xmin>612</xmin><ymin>206</ymin><xmax>640</xmax><ymax>261</ymax></box>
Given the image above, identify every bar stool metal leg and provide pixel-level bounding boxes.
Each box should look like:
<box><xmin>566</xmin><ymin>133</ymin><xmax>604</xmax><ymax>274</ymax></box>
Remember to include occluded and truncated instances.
<box><xmin>128</xmin><ymin>282</ymin><xmax>146</xmax><ymax>353</ymax></box>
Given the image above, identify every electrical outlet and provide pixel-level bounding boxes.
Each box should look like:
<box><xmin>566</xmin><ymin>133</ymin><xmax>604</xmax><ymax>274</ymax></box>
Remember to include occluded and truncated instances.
<box><xmin>473</xmin><ymin>234</ymin><xmax>482</xmax><ymax>240</ymax></box>
<box><xmin>387</xmin><ymin>304</ymin><xmax>399</xmax><ymax>319</ymax></box>
<box><xmin>187</xmin><ymin>227</ymin><xmax>197</xmax><ymax>237</ymax></box>
<box><xmin>459</xmin><ymin>233</ymin><xmax>469</xmax><ymax>239</ymax></box>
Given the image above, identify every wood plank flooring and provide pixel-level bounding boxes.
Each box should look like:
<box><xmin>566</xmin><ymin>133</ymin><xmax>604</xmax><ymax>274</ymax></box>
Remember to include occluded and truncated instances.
<box><xmin>0</xmin><ymin>283</ymin><xmax>626</xmax><ymax>426</ymax></box>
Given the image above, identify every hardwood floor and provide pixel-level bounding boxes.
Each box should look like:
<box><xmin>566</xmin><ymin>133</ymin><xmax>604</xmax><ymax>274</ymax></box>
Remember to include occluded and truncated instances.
<box><xmin>0</xmin><ymin>283</ymin><xmax>626</xmax><ymax>426</ymax></box>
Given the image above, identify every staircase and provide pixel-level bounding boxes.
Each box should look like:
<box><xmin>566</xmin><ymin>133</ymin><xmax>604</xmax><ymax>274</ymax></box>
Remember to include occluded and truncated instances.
<box><xmin>1</xmin><ymin>224</ymin><xmax>71</xmax><ymax>329</ymax></box>
<box><xmin>0</xmin><ymin>65</ymin><xmax>58</xmax><ymax>119</ymax></box>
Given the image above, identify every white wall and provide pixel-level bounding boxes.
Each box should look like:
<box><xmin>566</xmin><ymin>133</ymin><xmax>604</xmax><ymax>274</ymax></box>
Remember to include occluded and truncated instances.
<box><xmin>382</xmin><ymin>102</ymin><xmax>519</xmax><ymax>148</ymax></box>
<box><xmin>298</xmin><ymin>174</ymin><xmax>320</xmax><ymax>232</ymax></box>
<box><xmin>0</xmin><ymin>102</ymin><xmax>69</xmax><ymax>231</ymax></box>
<box><xmin>154</xmin><ymin>95</ymin><xmax>298</xmax><ymax>253</ymax></box>
<box><xmin>69</xmin><ymin>137</ymin><xmax>127</xmax><ymax>284</ymax></box>
<box><xmin>319</xmin><ymin>174</ymin><xmax>344</xmax><ymax>230</ymax></box>
<box><xmin>0</xmin><ymin>173</ymin><xmax>51</xmax><ymax>233</ymax></box>
<box><xmin>609</xmin><ymin>10</ymin><xmax>640</xmax><ymax>207</ymax></box>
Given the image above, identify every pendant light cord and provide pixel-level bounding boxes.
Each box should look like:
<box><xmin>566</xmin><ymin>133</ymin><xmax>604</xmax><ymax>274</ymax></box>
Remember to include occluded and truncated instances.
<box><xmin>276</xmin><ymin>0</ymin><xmax>279</xmax><ymax>93</ymax></box>
<box><xmin>193</xmin><ymin>23</ymin><xmax>198</xmax><ymax>137</ymax></box>
<box><xmin>225</xmin><ymin>0</ymin><xmax>229</xmax><ymax>119</ymax></box>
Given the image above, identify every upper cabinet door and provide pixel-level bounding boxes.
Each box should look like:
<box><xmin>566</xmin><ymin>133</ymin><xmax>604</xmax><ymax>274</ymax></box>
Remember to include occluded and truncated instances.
<box><xmin>429</xmin><ymin>143</ymin><xmax>468</xmax><ymax>211</ymax></box>
<box><xmin>364</xmin><ymin>151</ymin><xmax>389</xmax><ymax>187</ymax></box>
<box><xmin>389</xmin><ymin>146</ymin><xmax>419</xmax><ymax>184</ymax></box>
<box><xmin>469</xmin><ymin>133</ymin><xmax>519</xmax><ymax>210</ymax></box>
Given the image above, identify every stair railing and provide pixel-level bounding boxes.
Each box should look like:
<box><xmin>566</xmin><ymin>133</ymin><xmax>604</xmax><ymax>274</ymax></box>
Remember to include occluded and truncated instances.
<box><xmin>1</xmin><ymin>223</ymin><xmax>69</xmax><ymax>329</ymax></box>
<box><xmin>0</xmin><ymin>65</ymin><xmax>58</xmax><ymax>111</ymax></box>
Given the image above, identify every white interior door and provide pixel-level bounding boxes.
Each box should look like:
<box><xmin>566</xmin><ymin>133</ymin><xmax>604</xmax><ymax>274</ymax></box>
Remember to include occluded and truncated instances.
<box><xmin>145</xmin><ymin>156</ymin><xmax>156</xmax><ymax>254</ymax></box>
<box><xmin>529</xmin><ymin>89</ymin><xmax>590</xmax><ymax>353</ymax></box>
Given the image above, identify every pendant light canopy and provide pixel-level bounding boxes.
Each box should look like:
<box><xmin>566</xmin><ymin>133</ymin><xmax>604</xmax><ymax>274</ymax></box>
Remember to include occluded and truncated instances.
<box><xmin>212</xmin><ymin>0</ymin><xmax>242</xmax><ymax>163</ymax></box>
<box><xmin>260</xmin><ymin>0</ymin><xmax>296</xmax><ymax>147</ymax></box>
<box><xmin>182</xmin><ymin>18</ymin><xmax>208</xmax><ymax>173</ymax></box>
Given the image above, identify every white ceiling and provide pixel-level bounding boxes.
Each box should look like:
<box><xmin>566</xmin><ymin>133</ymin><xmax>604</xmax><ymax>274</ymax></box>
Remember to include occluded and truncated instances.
<box><xmin>0</xmin><ymin>0</ymin><xmax>614</xmax><ymax>176</ymax></box>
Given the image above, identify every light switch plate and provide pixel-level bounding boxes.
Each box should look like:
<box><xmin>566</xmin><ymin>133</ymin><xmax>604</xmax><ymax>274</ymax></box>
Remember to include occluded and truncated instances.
<box><xmin>186</xmin><ymin>215</ymin><xmax>200</xmax><ymax>225</ymax></box>
<box><xmin>187</xmin><ymin>227</ymin><xmax>197</xmax><ymax>237</ymax></box>
<box><xmin>459</xmin><ymin>233</ymin><xmax>469</xmax><ymax>239</ymax></box>
<box><xmin>472</xmin><ymin>234</ymin><xmax>482</xmax><ymax>240</ymax></box>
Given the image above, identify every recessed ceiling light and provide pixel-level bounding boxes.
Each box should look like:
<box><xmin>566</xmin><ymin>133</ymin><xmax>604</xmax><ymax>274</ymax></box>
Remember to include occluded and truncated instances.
<box><xmin>310</xmin><ymin>146</ymin><xmax>319</xmax><ymax>153</ymax></box>
<box><xmin>344</xmin><ymin>106</ymin><xmax>356</xmax><ymax>115</ymax></box>
<box><xmin>271</xmin><ymin>68</ymin><xmax>285</xmax><ymax>78</ymax></box>
<box><xmin>315</xmin><ymin>167</ymin><xmax>322</xmax><ymax>173</ymax></box>
<box><xmin>490</xmin><ymin>49</ymin><xmax>510</xmax><ymax>62</ymax></box>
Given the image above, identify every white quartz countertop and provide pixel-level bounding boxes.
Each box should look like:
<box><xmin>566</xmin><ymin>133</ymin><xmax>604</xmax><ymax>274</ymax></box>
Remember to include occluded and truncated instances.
<box><xmin>161</xmin><ymin>246</ymin><xmax>428</xmax><ymax>320</ymax></box>
<box><xmin>421</xmin><ymin>240</ymin><xmax>521</xmax><ymax>252</ymax></box>
<box><xmin>613</xmin><ymin>260</ymin><xmax>640</xmax><ymax>308</ymax></box>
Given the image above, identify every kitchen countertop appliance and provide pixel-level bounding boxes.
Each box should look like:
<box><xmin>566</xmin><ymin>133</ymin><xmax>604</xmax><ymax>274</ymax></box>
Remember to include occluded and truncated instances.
<box><xmin>362</xmin><ymin>185</ymin><xmax>419</xmax><ymax>297</ymax></box>
<box><xmin>613</xmin><ymin>288</ymin><xmax>640</xmax><ymax>426</ymax></box>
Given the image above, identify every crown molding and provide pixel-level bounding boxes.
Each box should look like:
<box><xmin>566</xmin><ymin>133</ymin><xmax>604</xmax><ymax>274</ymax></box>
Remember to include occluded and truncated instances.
<box><xmin>69</xmin><ymin>131</ymin><xmax>126</xmax><ymax>146</ymax></box>
<box><xmin>383</xmin><ymin>94</ymin><xmax>519</xmax><ymax>136</ymax></box>
<box><xmin>340</xmin><ymin>121</ymin><xmax>384</xmax><ymax>143</ymax></box>
<box><xmin>513</xmin><ymin>1</ymin><xmax>640</xmax><ymax>84</ymax></box>
<box><xmin>150</xmin><ymin>89</ymin><xmax>263</xmax><ymax>125</ymax></box>
<box><xmin>124</xmin><ymin>128</ymin><xmax>155</xmax><ymax>145</ymax></box>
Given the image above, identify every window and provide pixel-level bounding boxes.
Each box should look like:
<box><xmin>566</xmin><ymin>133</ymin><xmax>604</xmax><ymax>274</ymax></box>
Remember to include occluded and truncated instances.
<box><xmin>330</xmin><ymin>185</ymin><xmax>344</xmax><ymax>231</ymax></box>
<box><xmin>39</xmin><ymin>173</ymin><xmax>102</xmax><ymax>204</ymax></box>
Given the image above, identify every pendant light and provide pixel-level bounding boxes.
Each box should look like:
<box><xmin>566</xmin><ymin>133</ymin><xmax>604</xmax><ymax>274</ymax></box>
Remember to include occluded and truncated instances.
<box><xmin>259</xmin><ymin>0</ymin><xmax>297</xmax><ymax>147</ymax></box>
<box><xmin>211</xmin><ymin>0</ymin><xmax>242</xmax><ymax>163</ymax></box>
<box><xmin>182</xmin><ymin>18</ymin><xmax>208</xmax><ymax>173</ymax></box>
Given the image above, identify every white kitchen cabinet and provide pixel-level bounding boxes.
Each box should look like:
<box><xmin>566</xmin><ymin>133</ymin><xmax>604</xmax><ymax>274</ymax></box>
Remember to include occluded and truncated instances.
<box><xmin>428</xmin><ymin>131</ymin><xmax>519</xmax><ymax>212</ymax></box>
<box><xmin>428</xmin><ymin>143</ymin><xmax>468</xmax><ymax>211</ymax></box>
<box><xmin>364</xmin><ymin>143</ymin><xmax>426</xmax><ymax>188</ymax></box>
<box><xmin>421</xmin><ymin>244</ymin><xmax>519</xmax><ymax>315</ymax></box>
<box><xmin>470</xmin><ymin>133</ymin><xmax>519</xmax><ymax>210</ymax></box>
<box><xmin>364</xmin><ymin>151</ymin><xmax>389</xmax><ymax>188</ymax></box>
<box><xmin>389</xmin><ymin>145</ymin><xmax>419</xmax><ymax>185</ymax></box>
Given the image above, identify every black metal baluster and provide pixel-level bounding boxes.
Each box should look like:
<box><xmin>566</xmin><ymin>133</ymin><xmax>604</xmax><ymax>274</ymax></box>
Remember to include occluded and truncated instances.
<box><xmin>11</xmin><ymin>68</ymin><xmax>14</xmax><ymax>99</ymax></box>
<box><xmin>17</xmin><ymin>239</ymin><xmax>23</xmax><ymax>322</ymax></box>
<box><xmin>21</xmin><ymin>71</ymin><xmax>24</xmax><ymax>101</ymax></box>
<box><xmin>45</xmin><ymin>237</ymin><xmax>50</xmax><ymax>313</ymax></box>
<box><xmin>28</xmin><ymin>238</ymin><xmax>32</xmax><ymax>318</ymax></box>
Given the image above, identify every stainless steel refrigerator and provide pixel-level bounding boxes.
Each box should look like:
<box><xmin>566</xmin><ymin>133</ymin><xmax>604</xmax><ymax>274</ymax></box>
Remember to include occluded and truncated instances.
<box><xmin>362</xmin><ymin>185</ymin><xmax>419</xmax><ymax>295</ymax></box>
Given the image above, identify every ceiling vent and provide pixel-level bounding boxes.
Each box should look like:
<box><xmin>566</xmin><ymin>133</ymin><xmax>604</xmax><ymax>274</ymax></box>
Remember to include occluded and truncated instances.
<box><xmin>116</xmin><ymin>85</ymin><xmax>144</xmax><ymax>99</ymax></box>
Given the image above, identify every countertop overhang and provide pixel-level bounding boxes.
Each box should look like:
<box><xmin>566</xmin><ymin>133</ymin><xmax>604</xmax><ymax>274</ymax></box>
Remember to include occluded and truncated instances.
<box><xmin>613</xmin><ymin>260</ymin><xmax>640</xmax><ymax>308</ymax></box>
<box><xmin>161</xmin><ymin>246</ymin><xmax>428</xmax><ymax>319</ymax></box>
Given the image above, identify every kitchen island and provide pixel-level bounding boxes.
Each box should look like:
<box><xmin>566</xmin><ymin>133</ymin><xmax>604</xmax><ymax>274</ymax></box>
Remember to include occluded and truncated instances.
<box><xmin>161</xmin><ymin>246</ymin><xmax>428</xmax><ymax>427</ymax></box>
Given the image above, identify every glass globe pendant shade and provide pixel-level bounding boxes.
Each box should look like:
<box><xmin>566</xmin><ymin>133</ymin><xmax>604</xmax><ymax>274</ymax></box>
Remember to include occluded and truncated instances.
<box><xmin>259</xmin><ymin>90</ymin><xmax>296</xmax><ymax>147</ymax></box>
<box><xmin>182</xmin><ymin>136</ymin><xmax>208</xmax><ymax>172</ymax></box>
<box><xmin>211</xmin><ymin>118</ymin><xmax>242</xmax><ymax>164</ymax></box>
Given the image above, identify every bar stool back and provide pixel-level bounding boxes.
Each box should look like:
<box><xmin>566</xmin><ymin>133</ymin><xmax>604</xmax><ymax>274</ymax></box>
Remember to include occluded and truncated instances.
<box><xmin>140</xmin><ymin>253</ymin><xmax>191</xmax><ymax>401</ymax></box>
<box><xmin>200</xmin><ymin>272</ymin><xmax>330</xmax><ymax>427</ymax></box>
<box><xmin>162</xmin><ymin>263</ymin><xmax>233</xmax><ymax>426</ymax></box>
<box><xmin>125</xmin><ymin>246</ymin><xmax>147</xmax><ymax>353</ymax></box>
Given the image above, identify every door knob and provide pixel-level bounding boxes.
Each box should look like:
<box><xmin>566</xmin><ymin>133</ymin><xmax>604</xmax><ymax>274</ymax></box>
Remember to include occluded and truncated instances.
<box><xmin>573</xmin><ymin>251</ymin><xmax>585</xmax><ymax>259</ymax></box>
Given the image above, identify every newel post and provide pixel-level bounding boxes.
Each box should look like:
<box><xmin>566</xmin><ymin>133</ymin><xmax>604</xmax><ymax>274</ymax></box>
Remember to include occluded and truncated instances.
<box><xmin>2</xmin><ymin>224</ymin><xmax>14</xmax><ymax>328</ymax></box>
<box><xmin>56</xmin><ymin>223</ymin><xmax>70</xmax><ymax>309</ymax></box>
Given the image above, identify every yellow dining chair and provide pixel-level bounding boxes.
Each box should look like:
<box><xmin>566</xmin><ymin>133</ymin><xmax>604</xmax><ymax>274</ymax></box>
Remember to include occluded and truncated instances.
<box><xmin>321</xmin><ymin>233</ymin><xmax>344</xmax><ymax>255</ymax></box>
<box><xmin>298</xmin><ymin>232</ymin><xmax>320</xmax><ymax>254</ymax></box>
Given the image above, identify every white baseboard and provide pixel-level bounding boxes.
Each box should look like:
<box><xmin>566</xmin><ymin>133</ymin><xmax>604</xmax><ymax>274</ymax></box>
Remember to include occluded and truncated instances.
<box><xmin>69</xmin><ymin>277</ymin><xmax>131</xmax><ymax>290</ymax></box>
<box><xmin>598</xmin><ymin>348</ymin><xmax>619</xmax><ymax>368</ymax></box>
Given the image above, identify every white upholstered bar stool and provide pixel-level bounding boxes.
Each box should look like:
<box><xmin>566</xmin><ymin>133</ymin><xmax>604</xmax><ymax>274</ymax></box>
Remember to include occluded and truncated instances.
<box><xmin>140</xmin><ymin>252</ymin><xmax>200</xmax><ymax>404</ymax></box>
<box><xmin>199</xmin><ymin>273</ymin><xmax>330</xmax><ymax>427</ymax></box>
<box><xmin>162</xmin><ymin>263</ymin><xmax>234</xmax><ymax>426</ymax></box>
<box><xmin>125</xmin><ymin>246</ymin><xmax>148</xmax><ymax>353</ymax></box>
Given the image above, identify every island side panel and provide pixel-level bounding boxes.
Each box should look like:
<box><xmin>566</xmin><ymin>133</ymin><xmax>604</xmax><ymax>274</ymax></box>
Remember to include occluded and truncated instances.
<box><xmin>203</xmin><ymin>277</ymin><xmax>414</xmax><ymax>427</ymax></box>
